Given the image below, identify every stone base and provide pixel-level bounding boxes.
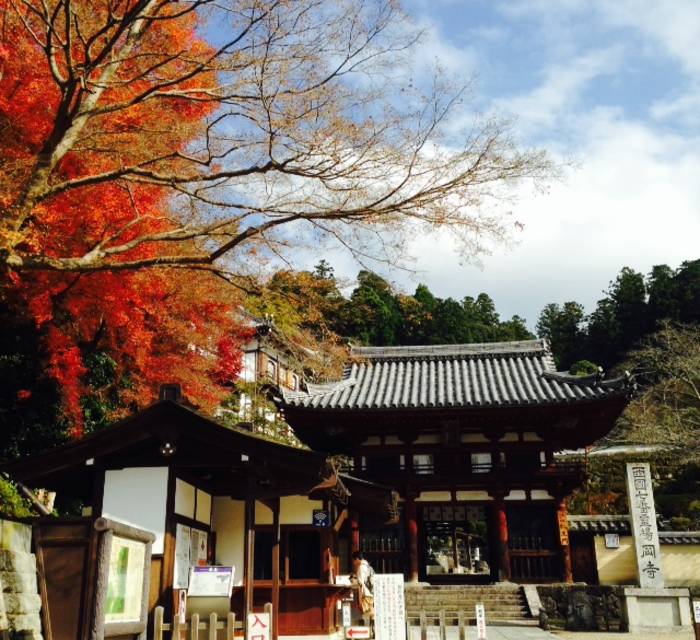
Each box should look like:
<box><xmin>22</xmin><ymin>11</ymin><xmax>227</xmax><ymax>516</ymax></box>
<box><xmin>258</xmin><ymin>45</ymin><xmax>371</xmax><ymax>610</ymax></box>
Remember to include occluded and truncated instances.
<box><xmin>624</xmin><ymin>587</ymin><xmax>692</xmax><ymax>631</ymax></box>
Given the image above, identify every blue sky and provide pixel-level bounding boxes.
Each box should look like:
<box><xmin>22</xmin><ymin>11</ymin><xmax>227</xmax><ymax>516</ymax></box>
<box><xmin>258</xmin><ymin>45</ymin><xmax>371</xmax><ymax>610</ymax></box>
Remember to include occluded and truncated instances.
<box><xmin>323</xmin><ymin>0</ymin><xmax>700</xmax><ymax>327</ymax></box>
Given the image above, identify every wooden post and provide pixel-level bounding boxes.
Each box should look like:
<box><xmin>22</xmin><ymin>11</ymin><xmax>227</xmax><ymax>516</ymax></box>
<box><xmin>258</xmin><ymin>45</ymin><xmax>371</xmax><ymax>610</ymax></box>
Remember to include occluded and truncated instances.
<box><xmin>404</xmin><ymin>495</ymin><xmax>420</xmax><ymax>582</ymax></box>
<box><xmin>244</xmin><ymin>495</ymin><xmax>256</xmax><ymax>635</ymax></box>
<box><xmin>154</xmin><ymin>606</ymin><xmax>164</xmax><ymax>640</ymax></box>
<box><xmin>438</xmin><ymin>610</ymin><xmax>447</xmax><ymax>640</ymax></box>
<box><xmin>227</xmin><ymin>613</ymin><xmax>235</xmax><ymax>640</ymax></box>
<box><xmin>458</xmin><ymin>610</ymin><xmax>466</xmax><ymax>640</ymax></box>
<box><xmin>349</xmin><ymin>510</ymin><xmax>360</xmax><ymax>554</ymax></box>
<box><xmin>557</xmin><ymin>498</ymin><xmax>573</xmax><ymax>583</ymax></box>
<box><xmin>271</xmin><ymin>497</ymin><xmax>281</xmax><ymax>640</ymax></box>
<box><xmin>419</xmin><ymin>610</ymin><xmax>427</xmax><ymax>640</ymax></box>
<box><xmin>190</xmin><ymin>613</ymin><xmax>199</xmax><ymax>640</ymax></box>
<box><xmin>208</xmin><ymin>613</ymin><xmax>217</xmax><ymax>640</ymax></box>
<box><xmin>491</xmin><ymin>494</ymin><xmax>511</xmax><ymax>581</ymax></box>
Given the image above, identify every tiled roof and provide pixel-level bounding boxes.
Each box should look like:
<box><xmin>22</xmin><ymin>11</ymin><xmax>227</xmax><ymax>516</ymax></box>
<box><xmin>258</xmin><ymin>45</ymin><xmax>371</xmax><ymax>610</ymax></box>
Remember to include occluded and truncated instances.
<box><xmin>567</xmin><ymin>516</ymin><xmax>700</xmax><ymax>544</ymax></box>
<box><xmin>279</xmin><ymin>339</ymin><xmax>630</xmax><ymax>411</ymax></box>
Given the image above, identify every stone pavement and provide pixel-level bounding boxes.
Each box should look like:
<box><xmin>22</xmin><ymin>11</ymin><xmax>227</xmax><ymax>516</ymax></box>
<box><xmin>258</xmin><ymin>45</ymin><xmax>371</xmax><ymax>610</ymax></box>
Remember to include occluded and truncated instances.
<box><xmin>406</xmin><ymin>626</ymin><xmax>698</xmax><ymax>640</ymax></box>
<box><xmin>553</xmin><ymin>632</ymin><xmax>695</xmax><ymax>640</ymax></box>
<box><xmin>407</xmin><ymin>625</ymin><xmax>559</xmax><ymax>639</ymax></box>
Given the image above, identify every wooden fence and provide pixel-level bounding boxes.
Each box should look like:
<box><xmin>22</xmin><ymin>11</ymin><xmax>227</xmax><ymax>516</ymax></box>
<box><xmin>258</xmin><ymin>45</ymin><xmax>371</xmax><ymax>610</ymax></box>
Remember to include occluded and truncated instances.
<box><xmin>407</xmin><ymin>610</ymin><xmax>471</xmax><ymax>640</ymax></box>
<box><xmin>152</xmin><ymin>607</ymin><xmax>237</xmax><ymax>640</ymax></box>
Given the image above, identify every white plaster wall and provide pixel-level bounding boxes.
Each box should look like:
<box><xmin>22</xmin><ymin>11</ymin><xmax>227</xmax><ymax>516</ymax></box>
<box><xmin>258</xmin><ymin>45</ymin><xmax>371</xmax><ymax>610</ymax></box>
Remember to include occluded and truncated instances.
<box><xmin>211</xmin><ymin>497</ymin><xmax>245</xmax><ymax>586</ymax></box>
<box><xmin>499</xmin><ymin>432</ymin><xmax>519</xmax><ymax>442</ymax></box>
<box><xmin>523</xmin><ymin>431</ymin><xmax>544</xmax><ymax>442</ymax></box>
<box><xmin>461</xmin><ymin>433</ymin><xmax>489</xmax><ymax>443</ymax></box>
<box><xmin>255</xmin><ymin>495</ymin><xmax>324</xmax><ymax>525</ymax></box>
<box><xmin>455</xmin><ymin>491</ymin><xmax>492</xmax><ymax>501</ymax></box>
<box><xmin>416</xmin><ymin>491</ymin><xmax>452</xmax><ymax>502</ymax></box>
<box><xmin>196</xmin><ymin>489</ymin><xmax>212</xmax><ymax>524</ymax></box>
<box><xmin>102</xmin><ymin>467</ymin><xmax>169</xmax><ymax>554</ymax></box>
<box><xmin>504</xmin><ymin>490</ymin><xmax>527</xmax><ymax>501</ymax></box>
<box><xmin>530</xmin><ymin>490</ymin><xmax>554</xmax><ymax>500</ymax></box>
<box><xmin>175</xmin><ymin>478</ymin><xmax>195</xmax><ymax>519</ymax></box>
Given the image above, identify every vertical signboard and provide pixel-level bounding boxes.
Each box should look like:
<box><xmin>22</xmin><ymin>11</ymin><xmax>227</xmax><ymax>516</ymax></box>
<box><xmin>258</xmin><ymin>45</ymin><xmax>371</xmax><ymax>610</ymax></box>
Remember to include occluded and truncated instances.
<box><xmin>626</xmin><ymin>462</ymin><xmax>664</xmax><ymax>588</ymax></box>
<box><xmin>247</xmin><ymin>612</ymin><xmax>271</xmax><ymax>640</ymax></box>
<box><xmin>475</xmin><ymin>603</ymin><xmax>487</xmax><ymax>640</ymax></box>
<box><xmin>373</xmin><ymin>574</ymin><xmax>406</xmax><ymax>640</ymax></box>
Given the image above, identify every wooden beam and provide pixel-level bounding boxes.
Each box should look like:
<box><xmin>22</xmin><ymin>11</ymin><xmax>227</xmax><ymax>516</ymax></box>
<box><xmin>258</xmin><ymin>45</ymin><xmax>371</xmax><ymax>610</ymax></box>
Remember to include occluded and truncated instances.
<box><xmin>271</xmin><ymin>497</ymin><xmax>281</xmax><ymax>640</ymax></box>
<box><xmin>333</xmin><ymin>509</ymin><xmax>348</xmax><ymax>533</ymax></box>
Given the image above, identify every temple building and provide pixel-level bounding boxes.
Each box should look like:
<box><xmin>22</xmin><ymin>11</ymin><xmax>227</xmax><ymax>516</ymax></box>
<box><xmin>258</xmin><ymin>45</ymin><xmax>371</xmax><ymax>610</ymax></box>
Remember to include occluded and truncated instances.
<box><xmin>277</xmin><ymin>339</ymin><xmax>632</xmax><ymax>584</ymax></box>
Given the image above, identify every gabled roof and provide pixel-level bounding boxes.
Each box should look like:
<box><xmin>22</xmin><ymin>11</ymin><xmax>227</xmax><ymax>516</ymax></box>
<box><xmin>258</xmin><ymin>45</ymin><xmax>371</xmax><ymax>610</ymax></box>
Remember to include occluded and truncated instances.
<box><xmin>279</xmin><ymin>339</ymin><xmax>631</xmax><ymax>412</ymax></box>
<box><xmin>0</xmin><ymin>400</ymin><xmax>397</xmax><ymax>518</ymax></box>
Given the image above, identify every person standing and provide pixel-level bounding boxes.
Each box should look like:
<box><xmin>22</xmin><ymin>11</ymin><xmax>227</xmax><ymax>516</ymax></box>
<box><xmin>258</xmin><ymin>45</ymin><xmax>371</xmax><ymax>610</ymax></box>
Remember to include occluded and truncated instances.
<box><xmin>351</xmin><ymin>551</ymin><xmax>375</xmax><ymax>627</ymax></box>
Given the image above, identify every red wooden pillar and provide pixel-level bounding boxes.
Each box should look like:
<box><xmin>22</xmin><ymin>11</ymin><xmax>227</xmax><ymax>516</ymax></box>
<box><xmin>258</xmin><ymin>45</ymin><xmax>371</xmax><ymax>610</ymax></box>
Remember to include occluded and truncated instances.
<box><xmin>349</xmin><ymin>510</ymin><xmax>360</xmax><ymax>555</ymax></box>
<box><xmin>491</xmin><ymin>495</ymin><xmax>511</xmax><ymax>581</ymax></box>
<box><xmin>404</xmin><ymin>496</ymin><xmax>419</xmax><ymax>582</ymax></box>
<box><xmin>557</xmin><ymin>498</ymin><xmax>573</xmax><ymax>583</ymax></box>
<box><xmin>243</xmin><ymin>495</ymin><xmax>255</xmax><ymax>633</ymax></box>
<box><xmin>271</xmin><ymin>497</ymin><xmax>281</xmax><ymax>640</ymax></box>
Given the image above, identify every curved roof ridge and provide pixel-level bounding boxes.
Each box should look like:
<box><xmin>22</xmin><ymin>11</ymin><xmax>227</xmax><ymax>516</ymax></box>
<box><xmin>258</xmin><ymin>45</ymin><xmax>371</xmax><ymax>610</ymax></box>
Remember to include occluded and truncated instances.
<box><xmin>350</xmin><ymin>339</ymin><xmax>547</xmax><ymax>359</ymax></box>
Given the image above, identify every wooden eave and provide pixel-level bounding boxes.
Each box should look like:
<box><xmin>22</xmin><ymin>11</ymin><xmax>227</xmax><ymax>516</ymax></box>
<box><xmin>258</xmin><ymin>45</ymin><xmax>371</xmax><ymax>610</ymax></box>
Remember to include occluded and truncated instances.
<box><xmin>281</xmin><ymin>394</ymin><xmax>629</xmax><ymax>452</ymax></box>
<box><xmin>0</xmin><ymin>400</ymin><xmax>397</xmax><ymax>518</ymax></box>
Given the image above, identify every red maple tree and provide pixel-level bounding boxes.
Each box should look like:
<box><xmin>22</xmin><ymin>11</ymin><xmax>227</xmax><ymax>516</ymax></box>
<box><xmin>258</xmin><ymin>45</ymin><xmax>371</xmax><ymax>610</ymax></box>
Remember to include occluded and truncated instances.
<box><xmin>0</xmin><ymin>0</ymin><xmax>253</xmax><ymax>435</ymax></box>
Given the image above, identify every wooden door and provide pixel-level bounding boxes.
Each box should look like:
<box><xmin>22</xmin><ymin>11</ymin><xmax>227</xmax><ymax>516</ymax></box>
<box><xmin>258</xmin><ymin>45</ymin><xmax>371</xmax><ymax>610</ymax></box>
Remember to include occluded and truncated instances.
<box><xmin>570</xmin><ymin>532</ymin><xmax>599</xmax><ymax>585</ymax></box>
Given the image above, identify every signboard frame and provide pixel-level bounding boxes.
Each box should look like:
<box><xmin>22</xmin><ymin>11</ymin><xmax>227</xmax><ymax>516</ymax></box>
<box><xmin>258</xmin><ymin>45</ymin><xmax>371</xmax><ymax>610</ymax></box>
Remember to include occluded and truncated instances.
<box><xmin>91</xmin><ymin>517</ymin><xmax>154</xmax><ymax>640</ymax></box>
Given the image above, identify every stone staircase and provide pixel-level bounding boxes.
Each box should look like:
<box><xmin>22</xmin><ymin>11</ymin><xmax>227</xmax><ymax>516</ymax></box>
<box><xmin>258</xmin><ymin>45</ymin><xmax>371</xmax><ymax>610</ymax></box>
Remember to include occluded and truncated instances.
<box><xmin>404</xmin><ymin>584</ymin><xmax>536</xmax><ymax>627</ymax></box>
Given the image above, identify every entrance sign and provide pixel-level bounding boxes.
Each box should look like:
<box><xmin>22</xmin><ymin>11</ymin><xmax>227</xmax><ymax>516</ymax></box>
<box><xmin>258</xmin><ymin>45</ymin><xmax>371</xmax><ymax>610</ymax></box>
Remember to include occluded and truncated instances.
<box><xmin>693</xmin><ymin>600</ymin><xmax>700</xmax><ymax>623</ymax></box>
<box><xmin>342</xmin><ymin>602</ymin><xmax>352</xmax><ymax>627</ymax></box>
<box><xmin>174</xmin><ymin>524</ymin><xmax>191</xmax><ymax>589</ymax></box>
<box><xmin>625</xmin><ymin>462</ymin><xmax>665</xmax><ymax>587</ymax></box>
<box><xmin>475</xmin><ymin>603</ymin><xmax>487</xmax><ymax>640</ymax></box>
<box><xmin>247</xmin><ymin>612</ymin><xmax>271</xmax><ymax>640</ymax></box>
<box><xmin>188</xmin><ymin>566</ymin><xmax>234</xmax><ymax>597</ymax></box>
<box><xmin>345</xmin><ymin>627</ymin><xmax>370</xmax><ymax>639</ymax></box>
<box><xmin>557</xmin><ymin>510</ymin><xmax>570</xmax><ymax>546</ymax></box>
<box><xmin>373</xmin><ymin>574</ymin><xmax>406</xmax><ymax>640</ymax></box>
<box><xmin>605</xmin><ymin>533</ymin><xmax>620</xmax><ymax>549</ymax></box>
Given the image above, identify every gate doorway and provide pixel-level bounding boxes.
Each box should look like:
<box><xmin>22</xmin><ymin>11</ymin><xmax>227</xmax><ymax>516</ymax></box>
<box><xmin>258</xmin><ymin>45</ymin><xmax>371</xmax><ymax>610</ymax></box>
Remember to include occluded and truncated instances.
<box><xmin>420</xmin><ymin>504</ymin><xmax>492</xmax><ymax>583</ymax></box>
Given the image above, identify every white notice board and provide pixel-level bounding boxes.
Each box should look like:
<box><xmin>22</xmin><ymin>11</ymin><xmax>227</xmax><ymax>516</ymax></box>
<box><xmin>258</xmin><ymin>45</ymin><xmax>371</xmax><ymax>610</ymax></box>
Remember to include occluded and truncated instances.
<box><xmin>173</xmin><ymin>524</ymin><xmax>191</xmax><ymax>589</ymax></box>
<box><xmin>373</xmin><ymin>574</ymin><xmax>406</xmax><ymax>640</ymax></box>
<box><xmin>188</xmin><ymin>566</ymin><xmax>234</xmax><ymax>597</ymax></box>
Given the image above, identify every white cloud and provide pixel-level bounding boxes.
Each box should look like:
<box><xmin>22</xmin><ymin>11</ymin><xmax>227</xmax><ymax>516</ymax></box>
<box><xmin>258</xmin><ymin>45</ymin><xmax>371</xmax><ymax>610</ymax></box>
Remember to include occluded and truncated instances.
<box><xmin>493</xmin><ymin>47</ymin><xmax>625</xmax><ymax>134</ymax></box>
<box><xmin>397</xmin><ymin>107</ymin><xmax>700</xmax><ymax>325</ymax></box>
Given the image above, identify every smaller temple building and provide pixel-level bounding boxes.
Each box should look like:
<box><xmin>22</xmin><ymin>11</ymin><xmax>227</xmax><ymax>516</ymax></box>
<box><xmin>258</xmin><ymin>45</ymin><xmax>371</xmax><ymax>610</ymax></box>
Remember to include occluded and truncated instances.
<box><xmin>277</xmin><ymin>339</ymin><xmax>632</xmax><ymax>584</ymax></box>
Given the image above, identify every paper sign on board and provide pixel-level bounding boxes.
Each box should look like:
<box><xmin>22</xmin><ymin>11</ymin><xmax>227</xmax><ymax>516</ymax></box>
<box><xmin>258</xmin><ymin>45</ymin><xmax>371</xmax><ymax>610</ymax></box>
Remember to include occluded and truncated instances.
<box><xmin>693</xmin><ymin>601</ymin><xmax>700</xmax><ymax>623</ymax></box>
<box><xmin>342</xmin><ymin>603</ymin><xmax>352</xmax><ymax>628</ymax></box>
<box><xmin>373</xmin><ymin>574</ymin><xmax>406</xmax><ymax>640</ymax></box>
<box><xmin>475</xmin><ymin>603</ymin><xmax>487</xmax><ymax>640</ymax></box>
<box><xmin>188</xmin><ymin>566</ymin><xmax>234</xmax><ymax>597</ymax></box>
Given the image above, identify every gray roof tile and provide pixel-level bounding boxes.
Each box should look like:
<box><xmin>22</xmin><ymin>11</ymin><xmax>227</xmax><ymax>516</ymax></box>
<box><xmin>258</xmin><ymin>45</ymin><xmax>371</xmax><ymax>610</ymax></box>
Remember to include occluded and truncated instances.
<box><xmin>280</xmin><ymin>339</ymin><xmax>631</xmax><ymax>411</ymax></box>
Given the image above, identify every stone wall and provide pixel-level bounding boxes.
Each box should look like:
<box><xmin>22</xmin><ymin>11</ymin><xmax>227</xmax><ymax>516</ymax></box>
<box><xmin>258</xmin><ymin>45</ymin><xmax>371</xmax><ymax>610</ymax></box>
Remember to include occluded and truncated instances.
<box><xmin>536</xmin><ymin>584</ymin><xmax>627</xmax><ymax>632</ymax></box>
<box><xmin>0</xmin><ymin>519</ymin><xmax>42</xmax><ymax>640</ymax></box>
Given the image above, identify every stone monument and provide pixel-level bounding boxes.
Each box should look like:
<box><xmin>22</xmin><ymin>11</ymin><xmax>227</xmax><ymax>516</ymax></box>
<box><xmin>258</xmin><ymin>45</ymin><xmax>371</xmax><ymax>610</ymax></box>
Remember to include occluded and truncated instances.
<box><xmin>623</xmin><ymin>462</ymin><xmax>692</xmax><ymax>632</ymax></box>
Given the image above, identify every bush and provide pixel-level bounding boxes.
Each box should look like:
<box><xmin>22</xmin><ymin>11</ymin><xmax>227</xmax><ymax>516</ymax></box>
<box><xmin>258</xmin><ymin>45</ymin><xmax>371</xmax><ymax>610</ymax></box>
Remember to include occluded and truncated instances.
<box><xmin>0</xmin><ymin>476</ymin><xmax>34</xmax><ymax>519</ymax></box>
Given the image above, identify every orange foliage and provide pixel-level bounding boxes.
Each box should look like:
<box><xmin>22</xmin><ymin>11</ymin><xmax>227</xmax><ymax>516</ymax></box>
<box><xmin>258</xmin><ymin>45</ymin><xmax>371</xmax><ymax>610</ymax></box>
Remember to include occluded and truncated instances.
<box><xmin>0</xmin><ymin>0</ymin><xmax>253</xmax><ymax>434</ymax></box>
